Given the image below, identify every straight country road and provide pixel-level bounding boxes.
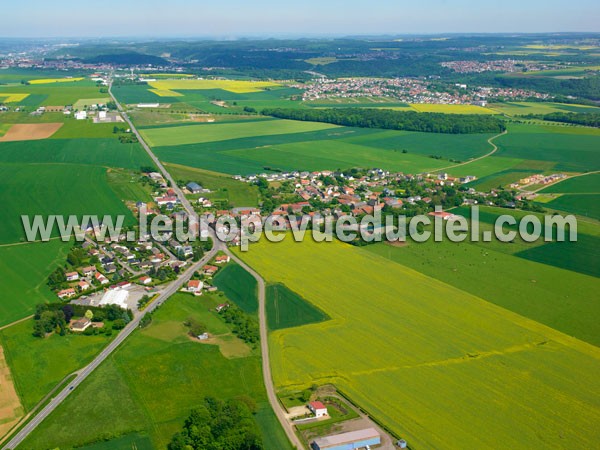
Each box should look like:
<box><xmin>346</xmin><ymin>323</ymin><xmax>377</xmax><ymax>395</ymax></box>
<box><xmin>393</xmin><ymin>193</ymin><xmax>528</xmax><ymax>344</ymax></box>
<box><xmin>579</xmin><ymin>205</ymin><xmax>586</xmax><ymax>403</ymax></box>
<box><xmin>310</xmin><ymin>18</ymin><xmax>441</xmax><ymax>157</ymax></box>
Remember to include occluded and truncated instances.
<box><xmin>2</xmin><ymin>248</ymin><xmax>217</xmax><ymax>450</ymax></box>
<box><xmin>3</xmin><ymin>79</ymin><xmax>301</xmax><ymax>449</ymax></box>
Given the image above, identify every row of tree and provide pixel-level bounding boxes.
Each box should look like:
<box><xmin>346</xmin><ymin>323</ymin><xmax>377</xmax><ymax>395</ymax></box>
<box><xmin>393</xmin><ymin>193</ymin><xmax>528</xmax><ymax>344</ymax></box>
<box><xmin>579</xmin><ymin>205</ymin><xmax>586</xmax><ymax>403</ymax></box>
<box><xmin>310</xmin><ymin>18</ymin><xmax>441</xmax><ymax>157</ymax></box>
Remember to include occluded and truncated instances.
<box><xmin>168</xmin><ymin>397</ymin><xmax>262</xmax><ymax>450</ymax></box>
<box><xmin>261</xmin><ymin>107</ymin><xmax>506</xmax><ymax>134</ymax></box>
<box><xmin>218</xmin><ymin>305</ymin><xmax>260</xmax><ymax>345</ymax></box>
<box><xmin>532</xmin><ymin>112</ymin><xmax>600</xmax><ymax>128</ymax></box>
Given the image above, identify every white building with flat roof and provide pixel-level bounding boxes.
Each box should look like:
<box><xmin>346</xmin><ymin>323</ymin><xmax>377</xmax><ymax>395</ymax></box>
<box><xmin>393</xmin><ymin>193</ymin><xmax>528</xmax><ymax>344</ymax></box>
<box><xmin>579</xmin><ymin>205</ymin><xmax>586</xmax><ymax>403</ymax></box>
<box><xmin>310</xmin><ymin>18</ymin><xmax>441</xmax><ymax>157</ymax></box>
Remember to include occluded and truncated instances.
<box><xmin>98</xmin><ymin>288</ymin><xmax>129</xmax><ymax>309</ymax></box>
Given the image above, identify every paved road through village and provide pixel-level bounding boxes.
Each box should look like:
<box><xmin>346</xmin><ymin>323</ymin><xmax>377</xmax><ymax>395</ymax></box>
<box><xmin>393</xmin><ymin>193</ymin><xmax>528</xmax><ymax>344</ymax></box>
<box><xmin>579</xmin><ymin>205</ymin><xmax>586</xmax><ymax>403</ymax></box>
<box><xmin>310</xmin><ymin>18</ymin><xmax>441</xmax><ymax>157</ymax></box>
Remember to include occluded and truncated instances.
<box><xmin>3</xmin><ymin>80</ymin><xmax>302</xmax><ymax>449</ymax></box>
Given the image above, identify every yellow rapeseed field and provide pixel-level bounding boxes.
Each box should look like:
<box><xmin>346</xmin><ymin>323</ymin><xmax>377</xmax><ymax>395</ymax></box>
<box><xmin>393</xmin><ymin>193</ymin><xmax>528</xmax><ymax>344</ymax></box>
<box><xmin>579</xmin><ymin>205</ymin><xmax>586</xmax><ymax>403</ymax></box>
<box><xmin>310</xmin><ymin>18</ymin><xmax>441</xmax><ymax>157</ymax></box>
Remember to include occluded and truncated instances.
<box><xmin>148</xmin><ymin>79</ymin><xmax>280</xmax><ymax>93</ymax></box>
<box><xmin>28</xmin><ymin>77</ymin><xmax>84</xmax><ymax>84</ymax></box>
<box><xmin>0</xmin><ymin>93</ymin><xmax>29</xmax><ymax>102</ymax></box>
<box><xmin>238</xmin><ymin>238</ymin><xmax>600</xmax><ymax>449</ymax></box>
<box><xmin>148</xmin><ymin>88</ymin><xmax>183</xmax><ymax>97</ymax></box>
<box><xmin>410</xmin><ymin>103</ymin><xmax>498</xmax><ymax>114</ymax></box>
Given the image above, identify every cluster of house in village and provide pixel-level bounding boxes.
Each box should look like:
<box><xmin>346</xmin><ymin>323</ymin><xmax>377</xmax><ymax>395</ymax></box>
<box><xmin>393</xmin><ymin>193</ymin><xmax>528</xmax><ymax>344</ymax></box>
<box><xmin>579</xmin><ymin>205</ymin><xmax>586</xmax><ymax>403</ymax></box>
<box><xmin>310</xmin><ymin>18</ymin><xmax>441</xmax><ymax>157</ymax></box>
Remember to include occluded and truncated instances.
<box><xmin>182</xmin><ymin>254</ymin><xmax>230</xmax><ymax>297</ymax></box>
<box><xmin>509</xmin><ymin>173</ymin><xmax>567</xmax><ymax>188</ymax></box>
<box><xmin>440</xmin><ymin>59</ymin><xmax>571</xmax><ymax>74</ymax></box>
<box><xmin>296</xmin><ymin>76</ymin><xmax>553</xmax><ymax>105</ymax></box>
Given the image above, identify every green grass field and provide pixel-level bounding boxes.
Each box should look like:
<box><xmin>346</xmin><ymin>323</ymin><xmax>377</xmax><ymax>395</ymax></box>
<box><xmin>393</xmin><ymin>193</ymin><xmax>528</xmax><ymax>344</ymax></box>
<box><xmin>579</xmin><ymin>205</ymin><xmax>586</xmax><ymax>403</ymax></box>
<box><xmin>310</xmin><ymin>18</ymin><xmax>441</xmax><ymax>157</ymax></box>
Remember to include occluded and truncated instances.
<box><xmin>165</xmin><ymin>163</ymin><xmax>259</xmax><ymax>206</ymax></box>
<box><xmin>141</xmin><ymin>119</ymin><xmax>337</xmax><ymax>147</ymax></box>
<box><xmin>75</xmin><ymin>432</ymin><xmax>153</xmax><ymax>450</ymax></box>
<box><xmin>410</xmin><ymin>103</ymin><xmax>498</xmax><ymax>114</ymax></box>
<box><xmin>0</xmin><ymin>240</ymin><xmax>69</xmax><ymax>327</ymax></box>
<box><xmin>0</xmin><ymin>163</ymin><xmax>135</xmax><ymax>244</ymax></box>
<box><xmin>106</xmin><ymin>168</ymin><xmax>154</xmax><ymax>203</ymax></box>
<box><xmin>0</xmin><ymin>80</ymin><xmax>104</xmax><ymax>107</ymax></box>
<box><xmin>238</xmin><ymin>237</ymin><xmax>600</xmax><ymax>449</ymax></box>
<box><xmin>21</xmin><ymin>294</ymin><xmax>291</xmax><ymax>450</ymax></box>
<box><xmin>541</xmin><ymin>194</ymin><xmax>600</xmax><ymax>220</ymax></box>
<box><xmin>0</xmin><ymin>138</ymin><xmax>153</xmax><ymax>170</ymax></box>
<box><xmin>540</xmin><ymin>173</ymin><xmax>600</xmax><ymax>194</ymax></box>
<box><xmin>266</xmin><ymin>283</ymin><xmax>329</xmax><ymax>330</ymax></box>
<box><xmin>0</xmin><ymin>318</ymin><xmax>113</xmax><ymax>411</ymax></box>
<box><xmin>489</xmin><ymin>101</ymin><xmax>600</xmax><ymax>115</ymax></box>
<box><xmin>50</xmin><ymin>119</ymin><xmax>120</xmax><ymax>139</ymax></box>
<box><xmin>213</xmin><ymin>262</ymin><xmax>259</xmax><ymax>314</ymax></box>
<box><xmin>494</xmin><ymin>123</ymin><xmax>600</xmax><ymax>172</ymax></box>
<box><xmin>152</xmin><ymin>123</ymin><xmax>495</xmax><ymax>175</ymax></box>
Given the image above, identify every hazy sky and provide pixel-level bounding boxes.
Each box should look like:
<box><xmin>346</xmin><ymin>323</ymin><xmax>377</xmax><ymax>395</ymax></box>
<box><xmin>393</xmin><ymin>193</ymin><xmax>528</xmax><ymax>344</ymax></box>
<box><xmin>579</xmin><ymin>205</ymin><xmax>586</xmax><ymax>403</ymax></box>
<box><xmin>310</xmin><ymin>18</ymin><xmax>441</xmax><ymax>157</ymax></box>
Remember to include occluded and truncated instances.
<box><xmin>2</xmin><ymin>0</ymin><xmax>599</xmax><ymax>37</ymax></box>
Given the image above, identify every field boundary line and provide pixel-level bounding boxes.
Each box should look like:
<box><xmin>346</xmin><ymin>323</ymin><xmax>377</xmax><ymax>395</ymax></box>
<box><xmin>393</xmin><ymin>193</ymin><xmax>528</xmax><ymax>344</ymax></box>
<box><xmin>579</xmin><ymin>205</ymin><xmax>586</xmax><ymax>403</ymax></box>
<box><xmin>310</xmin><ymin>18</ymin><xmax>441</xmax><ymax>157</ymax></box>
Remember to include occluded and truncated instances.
<box><xmin>0</xmin><ymin>316</ymin><xmax>33</xmax><ymax>331</ymax></box>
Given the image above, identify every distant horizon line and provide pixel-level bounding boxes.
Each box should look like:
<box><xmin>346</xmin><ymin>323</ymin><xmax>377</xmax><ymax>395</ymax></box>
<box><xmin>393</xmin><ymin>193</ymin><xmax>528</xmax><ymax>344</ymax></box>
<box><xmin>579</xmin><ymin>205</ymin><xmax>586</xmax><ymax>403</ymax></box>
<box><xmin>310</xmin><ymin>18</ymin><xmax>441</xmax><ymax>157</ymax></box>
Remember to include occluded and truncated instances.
<box><xmin>1</xmin><ymin>31</ymin><xmax>600</xmax><ymax>41</ymax></box>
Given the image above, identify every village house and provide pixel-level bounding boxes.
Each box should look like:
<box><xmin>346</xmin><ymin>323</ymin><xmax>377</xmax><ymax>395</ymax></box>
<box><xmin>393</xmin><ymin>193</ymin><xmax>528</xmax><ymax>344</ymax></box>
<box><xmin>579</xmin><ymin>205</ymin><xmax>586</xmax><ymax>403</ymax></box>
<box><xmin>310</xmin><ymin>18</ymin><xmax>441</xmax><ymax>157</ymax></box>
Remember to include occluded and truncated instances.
<box><xmin>215</xmin><ymin>303</ymin><xmax>229</xmax><ymax>312</ymax></box>
<box><xmin>139</xmin><ymin>276</ymin><xmax>152</xmax><ymax>285</ymax></box>
<box><xmin>95</xmin><ymin>272</ymin><xmax>109</xmax><ymax>285</ymax></box>
<box><xmin>187</xmin><ymin>279</ymin><xmax>203</xmax><ymax>295</ymax></box>
<box><xmin>215</xmin><ymin>255</ymin><xmax>230</xmax><ymax>264</ymax></box>
<box><xmin>65</xmin><ymin>271</ymin><xmax>79</xmax><ymax>281</ymax></box>
<box><xmin>81</xmin><ymin>265</ymin><xmax>96</xmax><ymax>276</ymax></box>
<box><xmin>78</xmin><ymin>280</ymin><xmax>91</xmax><ymax>291</ymax></box>
<box><xmin>57</xmin><ymin>288</ymin><xmax>76</xmax><ymax>299</ymax></box>
<box><xmin>202</xmin><ymin>265</ymin><xmax>219</xmax><ymax>277</ymax></box>
<box><xmin>70</xmin><ymin>317</ymin><xmax>92</xmax><ymax>332</ymax></box>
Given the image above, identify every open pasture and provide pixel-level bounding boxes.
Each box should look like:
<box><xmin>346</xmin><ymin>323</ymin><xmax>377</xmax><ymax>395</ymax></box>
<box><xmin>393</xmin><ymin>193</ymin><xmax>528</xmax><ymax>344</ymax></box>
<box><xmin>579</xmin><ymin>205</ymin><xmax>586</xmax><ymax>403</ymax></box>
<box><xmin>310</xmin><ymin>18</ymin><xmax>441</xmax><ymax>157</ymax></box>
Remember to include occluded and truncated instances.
<box><xmin>20</xmin><ymin>294</ymin><xmax>291</xmax><ymax>450</ymax></box>
<box><xmin>148</xmin><ymin>79</ymin><xmax>280</xmax><ymax>93</ymax></box>
<box><xmin>238</xmin><ymin>237</ymin><xmax>600</xmax><ymax>449</ymax></box>
<box><xmin>0</xmin><ymin>123</ymin><xmax>63</xmax><ymax>142</ymax></box>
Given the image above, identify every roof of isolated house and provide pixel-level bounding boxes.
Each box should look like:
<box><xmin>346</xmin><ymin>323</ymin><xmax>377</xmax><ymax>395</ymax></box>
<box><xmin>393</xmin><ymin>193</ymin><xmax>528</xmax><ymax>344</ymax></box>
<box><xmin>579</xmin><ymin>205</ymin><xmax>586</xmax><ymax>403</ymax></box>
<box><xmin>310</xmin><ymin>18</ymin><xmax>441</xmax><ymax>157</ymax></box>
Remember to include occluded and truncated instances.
<box><xmin>188</xmin><ymin>280</ymin><xmax>202</xmax><ymax>289</ymax></box>
<box><xmin>310</xmin><ymin>401</ymin><xmax>327</xmax><ymax>410</ymax></box>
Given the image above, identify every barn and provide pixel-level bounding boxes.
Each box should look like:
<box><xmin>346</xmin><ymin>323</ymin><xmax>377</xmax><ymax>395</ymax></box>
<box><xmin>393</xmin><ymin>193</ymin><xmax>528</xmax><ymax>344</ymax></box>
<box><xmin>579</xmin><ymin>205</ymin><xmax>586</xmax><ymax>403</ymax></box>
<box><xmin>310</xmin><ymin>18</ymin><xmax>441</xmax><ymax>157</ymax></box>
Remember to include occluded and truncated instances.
<box><xmin>186</xmin><ymin>182</ymin><xmax>202</xmax><ymax>194</ymax></box>
<box><xmin>311</xmin><ymin>428</ymin><xmax>380</xmax><ymax>450</ymax></box>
